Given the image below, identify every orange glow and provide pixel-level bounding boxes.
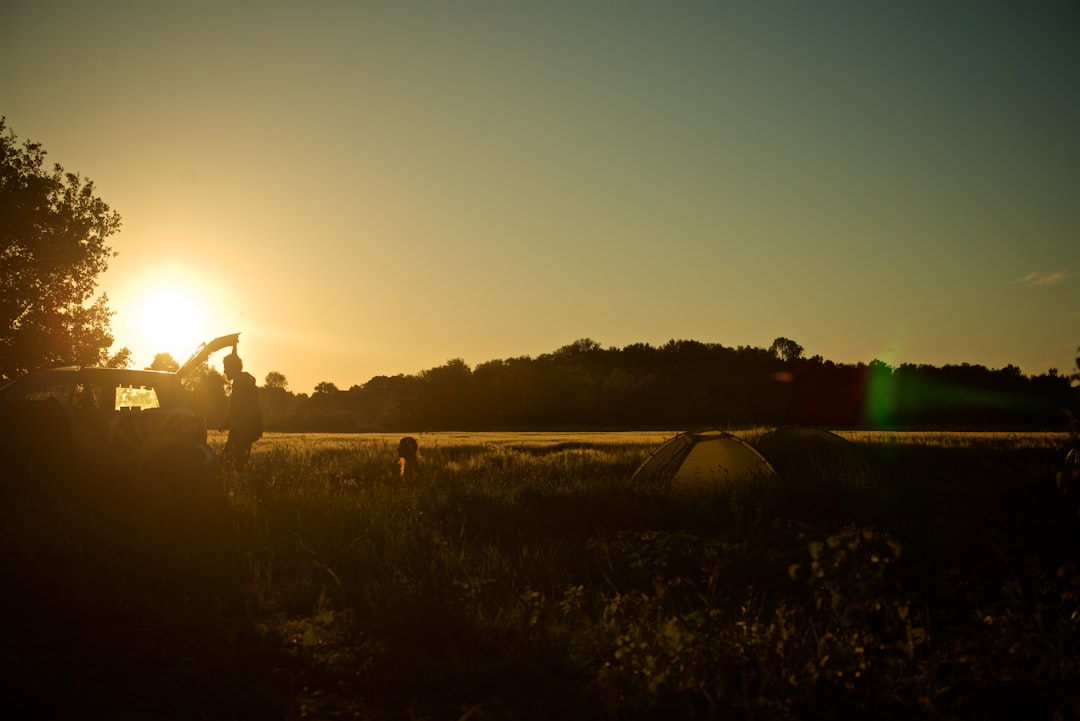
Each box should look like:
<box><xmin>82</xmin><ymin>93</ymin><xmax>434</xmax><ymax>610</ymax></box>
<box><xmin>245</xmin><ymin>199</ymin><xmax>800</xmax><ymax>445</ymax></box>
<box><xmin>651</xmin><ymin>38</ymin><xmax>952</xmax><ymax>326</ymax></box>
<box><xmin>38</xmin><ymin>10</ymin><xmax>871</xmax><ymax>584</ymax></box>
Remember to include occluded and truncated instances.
<box><xmin>137</xmin><ymin>287</ymin><xmax>207</xmax><ymax>360</ymax></box>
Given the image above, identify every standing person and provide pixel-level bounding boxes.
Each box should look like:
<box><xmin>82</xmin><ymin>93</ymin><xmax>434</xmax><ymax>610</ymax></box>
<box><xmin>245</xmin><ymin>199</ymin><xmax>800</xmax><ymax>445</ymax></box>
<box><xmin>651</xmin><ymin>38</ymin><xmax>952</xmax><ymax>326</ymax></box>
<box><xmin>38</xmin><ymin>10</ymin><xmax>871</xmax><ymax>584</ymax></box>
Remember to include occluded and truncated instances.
<box><xmin>222</xmin><ymin>351</ymin><xmax>263</xmax><ymax>473</ymax></box>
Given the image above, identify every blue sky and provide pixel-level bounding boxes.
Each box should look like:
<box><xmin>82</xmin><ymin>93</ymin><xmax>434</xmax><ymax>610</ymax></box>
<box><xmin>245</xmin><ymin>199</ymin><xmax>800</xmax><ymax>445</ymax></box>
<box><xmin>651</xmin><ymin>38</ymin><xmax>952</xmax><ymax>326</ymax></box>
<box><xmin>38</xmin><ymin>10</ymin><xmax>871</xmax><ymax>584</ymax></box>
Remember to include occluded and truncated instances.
<box><xmin>2</xmin><ymin>1</ymin><xmax>1076</xmax><ymax>393</ymax></box>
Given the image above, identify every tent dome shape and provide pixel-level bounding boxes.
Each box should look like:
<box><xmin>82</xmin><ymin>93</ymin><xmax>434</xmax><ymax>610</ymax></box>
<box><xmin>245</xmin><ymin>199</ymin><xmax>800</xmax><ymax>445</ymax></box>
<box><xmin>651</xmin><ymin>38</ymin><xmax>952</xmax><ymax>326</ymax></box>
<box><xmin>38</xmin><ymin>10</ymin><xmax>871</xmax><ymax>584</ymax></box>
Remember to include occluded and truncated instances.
<box><xmin>753</xmin><ymin>426</ymin><xmax>869</xmax><ymax>488</ymax></box>
<box><xmin>632</xmin><ymin>431</ymin><xmax>779</xmax><ymax>492</ymax></box>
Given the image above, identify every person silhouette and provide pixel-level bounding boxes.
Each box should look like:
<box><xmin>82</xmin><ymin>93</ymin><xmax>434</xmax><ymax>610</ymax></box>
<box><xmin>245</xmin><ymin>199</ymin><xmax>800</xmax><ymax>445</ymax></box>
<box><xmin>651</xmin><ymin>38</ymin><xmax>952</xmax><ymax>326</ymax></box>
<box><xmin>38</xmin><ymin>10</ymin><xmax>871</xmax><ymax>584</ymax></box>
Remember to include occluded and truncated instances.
<box><xmin>221</xmin><ymin>350</ymin><xmax>263</xmax><ymax>473</ymax></box>
<box><xmin>398</xmin><ymin>436</ymin><xmax>420</xmax><ymax>479</ymax></box>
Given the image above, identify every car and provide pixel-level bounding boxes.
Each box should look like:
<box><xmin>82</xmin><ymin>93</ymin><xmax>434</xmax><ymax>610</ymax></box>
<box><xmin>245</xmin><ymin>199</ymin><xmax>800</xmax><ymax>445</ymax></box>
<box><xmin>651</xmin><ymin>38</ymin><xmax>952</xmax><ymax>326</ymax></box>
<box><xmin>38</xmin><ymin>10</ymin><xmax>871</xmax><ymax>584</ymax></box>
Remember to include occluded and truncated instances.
<box><xmin>0</xmin><ymin>333</ymin><xmax>241</xmax><ymax>491</ymax></box>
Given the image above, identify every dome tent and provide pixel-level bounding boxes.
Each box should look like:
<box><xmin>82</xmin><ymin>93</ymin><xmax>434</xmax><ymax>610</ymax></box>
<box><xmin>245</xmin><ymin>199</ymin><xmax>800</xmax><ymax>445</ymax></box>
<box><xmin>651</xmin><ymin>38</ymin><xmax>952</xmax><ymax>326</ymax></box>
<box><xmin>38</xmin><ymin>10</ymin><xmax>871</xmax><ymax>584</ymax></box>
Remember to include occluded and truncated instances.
<box><xmin>632</xmin><ymin>431</ymin><xmax>779</xmax><ymax>492</ymax></box>
<box><xmin>753</xmin><ymin>426</ymin><xmax>869</xmax><ymax>489</ymax></box>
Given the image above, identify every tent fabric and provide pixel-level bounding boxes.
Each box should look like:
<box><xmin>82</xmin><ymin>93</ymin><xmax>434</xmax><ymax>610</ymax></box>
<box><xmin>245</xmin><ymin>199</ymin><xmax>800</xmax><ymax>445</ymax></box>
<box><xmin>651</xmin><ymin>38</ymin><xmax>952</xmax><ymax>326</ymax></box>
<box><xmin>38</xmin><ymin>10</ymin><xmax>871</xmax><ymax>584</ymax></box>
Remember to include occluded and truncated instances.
<box><xmin>753</xmin><ymin>426</ymin><xmax>869</xmax><ymax>487</ymax></box>
<box><xmin>632</xmin><ymin>431</ymin><xmax>779</xmax><ymax>490</ymax></box>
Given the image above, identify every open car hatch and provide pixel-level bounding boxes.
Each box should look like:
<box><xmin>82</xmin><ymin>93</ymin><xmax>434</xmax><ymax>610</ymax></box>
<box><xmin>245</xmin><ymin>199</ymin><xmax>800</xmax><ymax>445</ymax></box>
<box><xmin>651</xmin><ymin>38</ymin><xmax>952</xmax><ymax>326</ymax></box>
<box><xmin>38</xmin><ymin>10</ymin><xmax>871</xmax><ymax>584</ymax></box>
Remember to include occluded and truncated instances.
<box><xmin>177</xmin><ymin>333</ymin><xmax>241</xmax><ymax>378</ymax></box>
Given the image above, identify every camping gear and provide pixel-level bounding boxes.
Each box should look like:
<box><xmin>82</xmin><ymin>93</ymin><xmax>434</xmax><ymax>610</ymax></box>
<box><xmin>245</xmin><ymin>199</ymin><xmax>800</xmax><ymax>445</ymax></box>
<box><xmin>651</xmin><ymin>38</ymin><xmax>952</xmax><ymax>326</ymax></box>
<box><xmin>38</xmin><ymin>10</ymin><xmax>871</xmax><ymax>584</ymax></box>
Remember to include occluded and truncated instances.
<box><xmin>753</xmin><ymin>426</ymin><xmax>869</xmax><ymax>488</ymax></box>
<box><xmin>632</xmin><ymin>430</ymin><xmax>779</xmax><ymax>492</ymax></box>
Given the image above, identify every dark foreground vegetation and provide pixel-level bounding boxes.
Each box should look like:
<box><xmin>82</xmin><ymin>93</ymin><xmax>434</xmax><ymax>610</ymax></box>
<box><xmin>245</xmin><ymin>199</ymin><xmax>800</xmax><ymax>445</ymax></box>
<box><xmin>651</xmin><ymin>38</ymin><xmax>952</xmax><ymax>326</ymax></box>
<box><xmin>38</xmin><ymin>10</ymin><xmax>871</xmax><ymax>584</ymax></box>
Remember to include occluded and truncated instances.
<box><xmin>3</xmin><ymin>431</ymin><xmax>1079</xmax><ymax>720</ymax></box>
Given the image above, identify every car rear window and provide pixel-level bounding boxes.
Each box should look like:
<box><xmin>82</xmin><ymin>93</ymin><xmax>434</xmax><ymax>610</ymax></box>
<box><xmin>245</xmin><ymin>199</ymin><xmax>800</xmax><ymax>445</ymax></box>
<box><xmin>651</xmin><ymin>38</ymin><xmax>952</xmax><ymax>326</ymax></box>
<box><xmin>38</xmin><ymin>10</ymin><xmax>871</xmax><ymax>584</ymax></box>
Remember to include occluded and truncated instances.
<box><xmin>115</xmin><ymin>385</ymin><xmax>161</xmax><ymax>411</ymax></box>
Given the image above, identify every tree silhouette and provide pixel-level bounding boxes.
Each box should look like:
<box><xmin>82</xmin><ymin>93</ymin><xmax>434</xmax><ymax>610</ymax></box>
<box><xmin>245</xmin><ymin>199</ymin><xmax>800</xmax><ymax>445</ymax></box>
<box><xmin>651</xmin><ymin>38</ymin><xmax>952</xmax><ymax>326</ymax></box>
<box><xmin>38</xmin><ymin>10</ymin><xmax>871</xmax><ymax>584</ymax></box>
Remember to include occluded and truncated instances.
<box><xmin>769</xmin><ymin>337</ymin><xmax>805</xmax><ymax>362</ymax></box>
<box><xmin>418</xmin><ymin>358</ymin><xmax>473</xmax><ymax>427</ymax></box>
<box><xmin>313</xmin><ymin>381</ymin><xmax>340</xmax><ymax>397</ymax></box>
<box><xmin>188</xmin><ymin>366</ymin><xmax>228</xmax><ymax>428</ymax></box>
<box><xmin>264</xmin><ymin>371</ymin><xmax>288</xmax><ymax>390</ymax></box>
<box><xmin>255</xmin><ymin>339</ymin><xmax>1075</xmax><ymax>433</ymax></box>
<box><xmin>148</xmin><ymin>352</ymin><xmax>180</xmax><ymax>372</ymax></box>
<box><xmin>260</xmin><ymin>371</ymin><xmax>296</xmax><ymax>429</ymax></box>
<box><xmin>0</xmin><ymin>118</ymin><xmax>126</xmax><ymax>380</ymax></box>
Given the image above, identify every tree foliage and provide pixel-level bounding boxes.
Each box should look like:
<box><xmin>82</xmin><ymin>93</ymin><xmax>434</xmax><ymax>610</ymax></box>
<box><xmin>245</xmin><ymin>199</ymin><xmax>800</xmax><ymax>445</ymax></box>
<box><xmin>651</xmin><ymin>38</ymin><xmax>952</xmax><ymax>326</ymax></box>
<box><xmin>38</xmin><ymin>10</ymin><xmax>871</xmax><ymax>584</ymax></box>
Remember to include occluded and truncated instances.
<box><xmin>188</xmin><ymin>366</ymin><xmax>229</xmax><ymax>428</ymax></box>
<box><xmin>769</xmin><ymin>337</ymin><xmax>805</xmax><ymax>362</ymax></box>
<box><xmin>255</xmin><ymin>337</ymin><xmax>1077</xmax><ymax>432</ymax></box>
<box><xmin>0</xmin><ymin>118</ymin><xmax>125</xmax><ymax>380</ymax></box>
<box><xmin>148</xmin><ymin>352</ymin><xmax>180</xmax><ymax>372</ymax></box>
<box><xmin>313</xmin><ymin>381</ymin><xmax>340</xmax><ymax>396</ymax></box>
<box><xmin>264</xmin><ymin>371</ymin><xmax>288</xmax><ymax>390</ymax></box>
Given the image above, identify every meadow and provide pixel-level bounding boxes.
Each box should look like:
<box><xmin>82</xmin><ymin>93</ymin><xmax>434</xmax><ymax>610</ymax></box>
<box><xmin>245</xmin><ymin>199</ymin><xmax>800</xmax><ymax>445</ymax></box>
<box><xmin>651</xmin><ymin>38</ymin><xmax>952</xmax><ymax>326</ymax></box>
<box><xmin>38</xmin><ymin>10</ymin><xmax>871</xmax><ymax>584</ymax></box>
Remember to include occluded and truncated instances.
<box><xmin>3</xmin><ymin>430</ymin><xmax>1078</xmax><ymax>720</ymax></box>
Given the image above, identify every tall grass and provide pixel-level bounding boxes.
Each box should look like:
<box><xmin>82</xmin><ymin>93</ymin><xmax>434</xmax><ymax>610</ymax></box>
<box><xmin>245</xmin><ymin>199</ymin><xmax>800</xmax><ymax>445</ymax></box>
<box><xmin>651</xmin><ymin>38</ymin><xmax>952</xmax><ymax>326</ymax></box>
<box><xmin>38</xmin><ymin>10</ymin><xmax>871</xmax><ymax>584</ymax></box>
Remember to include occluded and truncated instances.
<box><xmin>218</xmin><ymin>431</ymin><xmax>1077</xmax><ymax>719</ymax></box>
<box><xmin>4</xmin><ymin>430</ymin><xmax>1078</xmax><ymax>720</ymax></box>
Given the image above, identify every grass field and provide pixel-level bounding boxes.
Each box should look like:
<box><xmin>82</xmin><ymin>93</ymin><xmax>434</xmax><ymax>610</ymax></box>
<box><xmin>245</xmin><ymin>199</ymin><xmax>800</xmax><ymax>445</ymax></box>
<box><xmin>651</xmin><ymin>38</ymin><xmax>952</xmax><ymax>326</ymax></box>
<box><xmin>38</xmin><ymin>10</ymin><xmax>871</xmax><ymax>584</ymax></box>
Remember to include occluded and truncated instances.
<box><xmin>3</xmin><ymin>430</ymin><xmax>1078</xmax><ymax>720</ymax></box>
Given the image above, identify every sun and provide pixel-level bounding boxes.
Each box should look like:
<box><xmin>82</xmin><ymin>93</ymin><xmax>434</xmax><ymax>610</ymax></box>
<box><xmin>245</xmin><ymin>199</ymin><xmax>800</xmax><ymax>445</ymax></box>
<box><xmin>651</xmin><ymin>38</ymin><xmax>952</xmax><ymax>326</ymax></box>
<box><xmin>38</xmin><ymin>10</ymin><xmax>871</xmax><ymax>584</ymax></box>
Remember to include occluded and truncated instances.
<box><xmin>138</xmin><ymin>288</ymin><xmax>206</xmax><ymax>360</ymax></box>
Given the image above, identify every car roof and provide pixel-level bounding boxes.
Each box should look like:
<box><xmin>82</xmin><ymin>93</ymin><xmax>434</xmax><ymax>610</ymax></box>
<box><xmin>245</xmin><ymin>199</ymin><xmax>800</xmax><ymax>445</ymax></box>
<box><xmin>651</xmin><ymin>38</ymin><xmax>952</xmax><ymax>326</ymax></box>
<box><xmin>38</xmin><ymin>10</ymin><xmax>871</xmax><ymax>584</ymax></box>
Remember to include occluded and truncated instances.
<box><xmin>0</xmin><ymin>366</ymin><xmax>189</xmax><ymax>406</ymax></box>
<box><xmin>3</xmin><ymin>366</ymin><xmax>180</xmax><ymax>385</ymax></box>
<box><xmin>0</xmin><ymin>332</ymin><xmax>242</xmax><ymax>391</ymax></box>
<box><xmin>77</xmin><ymin>367</ymin><xmax>182</xmax><ymax>383</ymax></box>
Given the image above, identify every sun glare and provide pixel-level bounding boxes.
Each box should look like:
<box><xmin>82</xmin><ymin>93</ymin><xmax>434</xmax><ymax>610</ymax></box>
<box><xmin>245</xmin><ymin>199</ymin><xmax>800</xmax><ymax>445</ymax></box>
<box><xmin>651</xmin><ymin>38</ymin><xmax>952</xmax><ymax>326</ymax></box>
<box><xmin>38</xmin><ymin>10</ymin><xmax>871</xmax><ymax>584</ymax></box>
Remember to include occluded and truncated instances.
<box><xmin>138</xmin><ymin>288</ymin><xmax>205</xmax><ymax>360</ymax></box>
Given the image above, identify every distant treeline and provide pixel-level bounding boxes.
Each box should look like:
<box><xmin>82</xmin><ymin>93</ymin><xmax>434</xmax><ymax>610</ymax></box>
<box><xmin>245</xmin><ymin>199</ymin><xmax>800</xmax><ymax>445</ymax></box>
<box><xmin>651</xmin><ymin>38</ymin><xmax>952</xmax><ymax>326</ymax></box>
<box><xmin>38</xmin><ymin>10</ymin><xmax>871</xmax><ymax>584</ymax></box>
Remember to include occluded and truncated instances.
<box><xmin>250</xmin><ymin>338</ymin><xmax>1078</xmax><ymax>432</ymax></box>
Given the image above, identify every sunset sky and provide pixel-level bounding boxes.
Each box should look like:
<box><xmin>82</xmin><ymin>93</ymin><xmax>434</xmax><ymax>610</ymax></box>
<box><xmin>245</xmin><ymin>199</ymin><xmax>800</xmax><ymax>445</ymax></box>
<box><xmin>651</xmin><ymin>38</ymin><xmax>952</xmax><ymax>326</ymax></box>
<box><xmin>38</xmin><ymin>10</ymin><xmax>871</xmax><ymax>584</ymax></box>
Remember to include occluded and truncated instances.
<box><xmin>3</xmin><ymin>1</ymin><xmax>1076</xmax><ymax>394</ymax></box>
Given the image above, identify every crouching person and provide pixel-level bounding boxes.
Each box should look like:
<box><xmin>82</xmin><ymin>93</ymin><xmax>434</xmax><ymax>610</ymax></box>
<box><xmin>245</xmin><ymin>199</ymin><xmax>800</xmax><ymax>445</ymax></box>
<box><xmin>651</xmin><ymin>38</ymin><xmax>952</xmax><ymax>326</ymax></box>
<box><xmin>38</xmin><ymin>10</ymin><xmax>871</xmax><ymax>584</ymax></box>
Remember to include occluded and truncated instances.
<box><xmin>398</xmin><ymin>436</ymin><xmax>421</xmax><ymax>480</ymax></box>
